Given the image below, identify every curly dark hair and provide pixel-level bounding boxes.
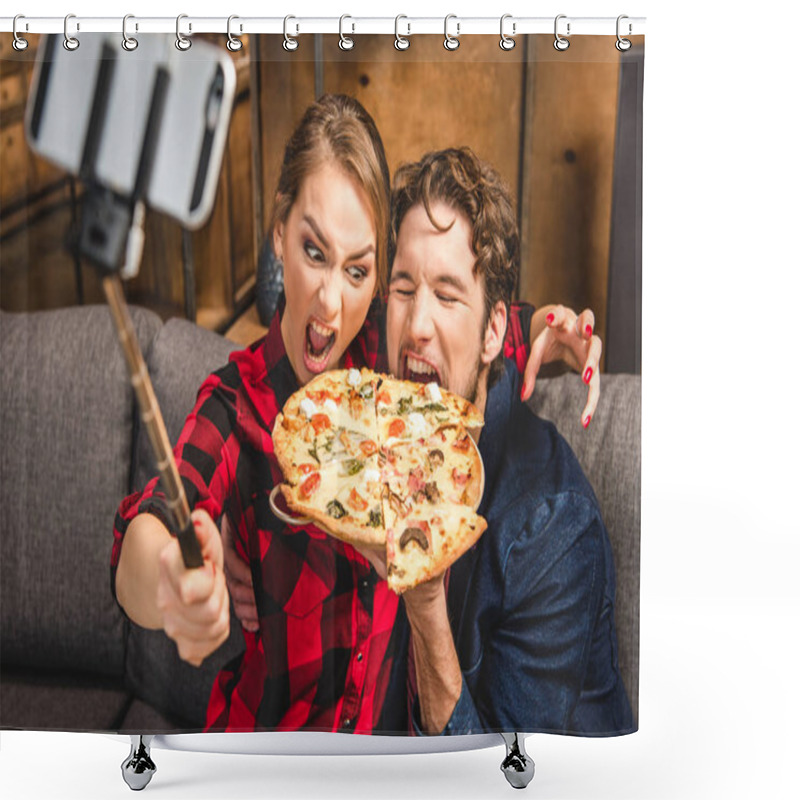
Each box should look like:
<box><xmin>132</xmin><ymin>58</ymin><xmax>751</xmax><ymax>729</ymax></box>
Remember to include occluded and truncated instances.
<box><xmin>390</xmin><ymin>147</ymin><xmax>520</xmax><ymax>385</ymax></box>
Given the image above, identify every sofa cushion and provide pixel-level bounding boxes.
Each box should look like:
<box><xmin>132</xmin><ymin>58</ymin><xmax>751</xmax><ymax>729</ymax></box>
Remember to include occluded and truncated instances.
<box><xmin>528</xmin><ymin>373</ymin><xmax>640</xmax><ymax>723</ymax></box>
<box><xmin>0</xmin><ymin>305</ymin><xmax>162</xmax><ymax>677</ymax></box>
<box><xmin>128</xmin><ymin>316</ymin><xmax>243</xmax><ymax>727</ymax></box>
<box><xmin>0</xmin><ymin>668</ymin><xmax>131</xmax><ymax>731</ymax></box>
<box><xmin>132</xmin><ymin>317</ymin><xmax>239</xmax><ymax>491</ymax></box>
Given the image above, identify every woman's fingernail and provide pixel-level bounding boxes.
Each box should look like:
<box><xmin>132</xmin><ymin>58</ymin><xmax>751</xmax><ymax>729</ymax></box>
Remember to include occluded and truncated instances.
<box><xmin>583</xmin><ymin>415</ymin><xmax>592</xmax><ymax>429</ymax></box>
<box><xmin>583</xmin><ymin>367</ymin><xmax>593</xmax><ymax>384</ymax></box>
<box><xmin>546</xmin><ymin>312</ymin><xmax>555</xmax><ymax>325</ymax></box>
<box><xmin>585</xmin><ymin>324</ymin><xmax>593</xmax><ymax>337</ymax></box>
<box><xmin>193</xmin><ymin>518</ymin><xmax>202</xmax><ymax>528</ymax></box>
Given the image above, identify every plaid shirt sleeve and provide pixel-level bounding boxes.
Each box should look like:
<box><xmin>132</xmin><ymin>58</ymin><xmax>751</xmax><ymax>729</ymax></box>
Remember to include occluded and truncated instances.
<box><xmin>504</xmin><ymin>302</ymin><xmax>535</xmax><ymax>377</ymax></box>
<box><xmin>110</xmin><ymin>372</ymin><xmax>238</xmax><ymax>608</ymax></box>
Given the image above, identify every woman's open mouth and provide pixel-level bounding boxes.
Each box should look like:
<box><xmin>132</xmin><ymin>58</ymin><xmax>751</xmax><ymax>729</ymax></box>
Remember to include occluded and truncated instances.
<box><xmin>304</xmin><ymin>319</ymin><xmax>337</xmax><ymax>373</ymax></box>
<box><xmin>402</xmin><ymin>352</ymin><xmax>442</xmax><ymax>385</ymax></box>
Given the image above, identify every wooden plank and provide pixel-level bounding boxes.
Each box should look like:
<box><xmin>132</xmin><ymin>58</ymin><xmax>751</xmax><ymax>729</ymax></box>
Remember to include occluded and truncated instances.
<box><xmin>227</xmin><ymin>95</ymin><xmax>257</xmax><ymax>298</ymax></box>
<box><xmin>321</xmin><ymin>35</ymin><xmax>525</xmax><ymax>206</ymax></box>
<box><xmin>257</xmin><ymin>38</ymin><xmax>317</xmax><ymax>235</ymax></box>
<box><xmin>518</xmin><ymin>35</ymin><xmax>621</xmax><ymax>354</ymax></box>
<box><xmin>0</xmin><ymin>203</ymin><xmax>105</xmax><ymax>311</ymax></box>
<box><xmin>193</xmin><ymin>144</ymin><xmax>234</xmax><ymax>322</ymax></box>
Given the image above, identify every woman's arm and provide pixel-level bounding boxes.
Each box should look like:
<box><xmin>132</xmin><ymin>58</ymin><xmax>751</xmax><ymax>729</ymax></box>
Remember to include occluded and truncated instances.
<box><xmin>111</xmin><ymin>378</ymin><xmax>237</xmax><ymax>664</ymax></box>
<box><xmin>116</xmin><ymin>509</ymin><xmax>230</xmax><ymax>666</ymax></box>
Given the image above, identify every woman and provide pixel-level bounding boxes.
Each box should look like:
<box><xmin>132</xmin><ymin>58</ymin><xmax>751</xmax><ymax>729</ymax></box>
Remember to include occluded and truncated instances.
<box><xmin>111</xmin><ymin>94</ymin><xmax>600</xmax><ymax>734</ymax></box>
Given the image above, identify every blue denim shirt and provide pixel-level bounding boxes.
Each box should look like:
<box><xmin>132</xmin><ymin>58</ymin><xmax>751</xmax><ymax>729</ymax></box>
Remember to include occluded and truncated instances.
<box><xmin>381</xmin><ymin>360</ymin><xmax>634</xmax><ymax>736</ymax></box>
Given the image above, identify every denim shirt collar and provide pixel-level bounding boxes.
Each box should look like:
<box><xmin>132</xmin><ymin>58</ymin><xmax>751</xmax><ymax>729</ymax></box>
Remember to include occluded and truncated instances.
<box><xmin>477</xmin><ymin>360</ymin><xmax>518</xmax><ymax>517</ymax></box>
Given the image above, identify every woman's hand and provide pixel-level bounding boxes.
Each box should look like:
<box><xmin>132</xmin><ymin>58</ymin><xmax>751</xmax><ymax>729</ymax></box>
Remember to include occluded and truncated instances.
<box><xmin>521</xmin><ymin>305</ymin><xmax>602</xmax><ymax>429</ymax></box>
<box><xmin>221</xmin><ymin>515</ymin><xmax>259</xmax><ymax>633</ymax></box>
<box><xmin>156</xmin><ymin>508</ymin><xmax>230</xmax><ymax>667</ymax></box>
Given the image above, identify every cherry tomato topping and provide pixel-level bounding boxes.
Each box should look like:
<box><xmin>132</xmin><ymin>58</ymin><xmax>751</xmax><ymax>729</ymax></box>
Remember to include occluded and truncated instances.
<box><xmin>360</xmin><ymin>440</ymin><xmax>378</xmax><ymax>457</ymax></box>
<box><xmin>311</xmin><ymin>413</ymin><xmax>331</xmax><ymax>434</ymax></box>
<box><xmin>349</xmin><ymin>487</ymin><xmax>368</xmax><ymax>511</ymax></box>
<box><xmin>300</xmin><ymin>472</ymin><xmax>321</xmax><ymax>498</ymax></box>
<box><xmin>389</xmin><ymin>418</ymin><xmax>406</xmax><ymax>438</ymax></box>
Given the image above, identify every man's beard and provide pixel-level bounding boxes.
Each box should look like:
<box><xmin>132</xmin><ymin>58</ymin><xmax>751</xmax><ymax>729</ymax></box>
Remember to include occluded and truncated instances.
<box><xmin>463</xmin><ymin>361</ymin><xmax>486</xmax><ymax>404</ymax></box>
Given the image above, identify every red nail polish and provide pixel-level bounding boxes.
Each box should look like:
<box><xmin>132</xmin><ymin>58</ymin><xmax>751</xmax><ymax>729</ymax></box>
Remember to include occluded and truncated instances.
<box><xmin>585</xmin><ymin>324</ymin><xmax>593</xmax><ymax>337</ymax></box>
<box><xmin>193</xmin><ymin>519</ymin><xmax>202</xmax><ymax>528</ymax></box>
<box><xmin>583</xmin><ymin>415</ymin><xmax>591</xmax><ymax>429</ymax></box>
<box><xmin>546</xmin><ymin>313</ymin><xmax>555</xmax><ymax>325</ymax></box>
<box><xmin>583</xmin><ymin>367</ymin><xmax>593</xmax><ymax>384</ymax></box>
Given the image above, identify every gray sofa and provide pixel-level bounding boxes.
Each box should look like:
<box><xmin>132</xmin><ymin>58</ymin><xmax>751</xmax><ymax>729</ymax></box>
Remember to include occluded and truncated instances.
<box><xmin>0</xmin><ymin>304</ymin><xmax>640</xmax><ymax>732</ymax></box>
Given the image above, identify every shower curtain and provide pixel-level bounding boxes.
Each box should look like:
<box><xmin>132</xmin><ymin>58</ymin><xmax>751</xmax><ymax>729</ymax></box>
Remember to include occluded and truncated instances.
<box><xmin>0</xmin><ymin>24</ymin><xmax>643</xmax><ymax>741</ymax></box>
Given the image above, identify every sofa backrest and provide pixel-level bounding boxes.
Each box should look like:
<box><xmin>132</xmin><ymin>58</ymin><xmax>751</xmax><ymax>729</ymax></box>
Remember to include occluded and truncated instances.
<box><xmin>528</xmin><ymin>373</ymin><xmax>641</xmax><ymax>725</ymax></box>
<box><xmin>0</xmin><ymin>305</ymin><xmax>162</xmax><ymax>677</ymax></box>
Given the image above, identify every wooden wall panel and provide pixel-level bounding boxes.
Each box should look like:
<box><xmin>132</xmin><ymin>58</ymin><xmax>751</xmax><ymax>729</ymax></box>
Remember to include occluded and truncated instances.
<box><xmin>320</xmin><ymin>35</ymin><xmax>525</xmax><ymax>206</ymax></box>
<box><xmin>519</xmin><ymin>36</ymin><xmax>621</xmax><ymax>351</ymax></box>
<box><xmin>256</xmin><ymin>38</ymin><xmax>317</xmax><ymax>238</ymax></box>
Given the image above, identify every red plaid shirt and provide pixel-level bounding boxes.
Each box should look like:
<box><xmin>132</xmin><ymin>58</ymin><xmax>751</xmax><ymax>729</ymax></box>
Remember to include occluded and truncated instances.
<box><xmin>111</xmin><ymin>298</ymin><xmax>533</xmax><ymax>734</ymax></box>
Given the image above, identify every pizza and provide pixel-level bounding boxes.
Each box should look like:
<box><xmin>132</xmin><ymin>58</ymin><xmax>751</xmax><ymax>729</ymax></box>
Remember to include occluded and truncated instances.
<box><xmin>273</xmin><ymin>368</ymin><xmax>486</xmax><ymax>593</ymax></box>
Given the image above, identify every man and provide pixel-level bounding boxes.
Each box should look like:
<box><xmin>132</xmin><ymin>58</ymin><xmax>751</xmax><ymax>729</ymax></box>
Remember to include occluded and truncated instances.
<box><xmin>380</xmin><ymin>148</ymin><xmax>632</xmax><ymax>735</ymax></box>
<box><xmin>227</xmin><ymin>148</ymin><xmax>632</xmax><ymax>735</ymax></box>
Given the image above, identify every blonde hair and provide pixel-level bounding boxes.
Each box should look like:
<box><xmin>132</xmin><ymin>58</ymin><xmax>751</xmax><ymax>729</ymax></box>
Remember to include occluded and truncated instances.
<box><xmin>269</xmin><ymin>94</ymin><xmax>391</xmax><ymax>294</ymax></box>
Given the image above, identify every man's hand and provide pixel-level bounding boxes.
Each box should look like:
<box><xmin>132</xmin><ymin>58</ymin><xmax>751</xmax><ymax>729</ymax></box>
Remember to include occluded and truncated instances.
<box><xmin>522</xmin><ymin>304</ymin><xmax>602</xmax><ymax>429</ymax></box>
<box><xmin>221</xmin><ymin>515</ymin><xmax>259</xmax><ymax>633</ymax></box>
<box><xmin>402</xmin><ymin>572</ymin><xmax>462</xmax><ymax>734</ymax></box>
<box><xmin>157</xmin><ymin>508</ymin><xmax>230</xmax><ymax>667</ymax></box>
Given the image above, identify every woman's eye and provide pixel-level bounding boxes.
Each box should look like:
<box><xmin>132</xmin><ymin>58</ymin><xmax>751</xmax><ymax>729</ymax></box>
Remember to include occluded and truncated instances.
<box><xmin>304</xmin><ymin>241</ymin><xmax>324</xmax><ymax>262</ymax></box>
<box><xmin>346</xmin><ymin>266</ymin><xmax>367</xmax><ymax>283</ymax></box>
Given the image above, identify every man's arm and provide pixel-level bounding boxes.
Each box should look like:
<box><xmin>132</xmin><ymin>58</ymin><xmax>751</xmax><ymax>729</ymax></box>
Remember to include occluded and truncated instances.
<box><xmin>402</xmin><ymin>576</ymin><xmax>462</xmax><ymax>734</ymax></box>
<box><xmin>407</xmin><ymin>495</ymin><xmax>610</xmax><ymax>735</ymax></box>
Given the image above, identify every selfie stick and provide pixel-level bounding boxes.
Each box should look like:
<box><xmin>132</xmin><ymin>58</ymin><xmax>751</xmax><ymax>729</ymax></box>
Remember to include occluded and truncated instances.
<box><xmin>74</xmin><ymin>49</ymin><xmax>203</xmax><ymax>569</ymax></box>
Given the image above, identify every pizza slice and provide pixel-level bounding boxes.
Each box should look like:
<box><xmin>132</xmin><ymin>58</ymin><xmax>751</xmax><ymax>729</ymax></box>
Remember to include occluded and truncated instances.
<box><xmin>382</xmin><ymin>425</ymin><xmax>484</xmax><ymax>513</ymax></box>
<box><xmin>375</xmin><ymin>376</ymin><xmax>484</xmax><ymax>446</ymax></box>
<box><xmin>279</xmin><ymin>453</ymin><xmax>385</xmax><ymax>547</ymax></box>
<box><xmin>274</xmin><ymin>368</ymin><xmax>380</xmax><ymax>478</ymax></box>
<box><xmin>384</xmin><ymin>497</ymin><xmax>487</xmax><ymax>594</ymax></box>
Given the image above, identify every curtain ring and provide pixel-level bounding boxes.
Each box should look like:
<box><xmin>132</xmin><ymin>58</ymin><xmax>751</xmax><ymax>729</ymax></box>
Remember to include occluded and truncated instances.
<box><xmin>553</xmin><ymin>14</ymin><xmax>570</xmax><ymax>51</ymax></box>
<box><xmin>283</xmin><ymin>15</ymin><xmax>299</xmax><ymax>51</ymax></box>
<box><xmin>339</xmin><ymin>15</ymin><xmax>354</xmax><ymax>51</ymax></box>
<box><xmin>63</xmin><ymin>13</ymin><xmax>80</xmax><ymax>51</ymax></box>
<box><xmin>175</xmin><ymin>14</ymin><xmax>192</xmax><ymax>51</ymax></box>
<box><xmin>616</xmin><ymin>15</ymin><xmax>632</xmax><ymax>51</ymax></box>
<box><xmin>227</xmin><ymin>15</ymin><xmax>243</xmax><ymax>51</ymax></box>
<box><xmin>499</xmin><ymin>14</ymin><xmax>515</xmax><ymax>50</ymax></box>
<box><xmin>12</xmin><ymin>15</ymin><xmax>29</xmax><ymax>51</ymax></box>
<box><xmin>394</xmin><ymin>15</ymin><xmax>410</xmax><ymax>51</ymax></box>
<box><xmin>122</xmin><ymin>14</ymin><xmax>138</xmax><ymax>51</ymax></box>
<box><xmin>444</xmin><ymin>14</ymin><xmax>460</xmax><ymax>51</ymax></box>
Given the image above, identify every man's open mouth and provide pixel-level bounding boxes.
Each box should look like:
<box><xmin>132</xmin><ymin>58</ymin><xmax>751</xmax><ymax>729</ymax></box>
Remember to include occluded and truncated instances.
<box><xmin>402</xmin><ymin>352</ymin><xmax>442</xmax><ymax>385</ymax></box>
<box><xmin>304</xmin><ymin>319</ymin><xmax>336</xmax><ymax>370</ymax></box>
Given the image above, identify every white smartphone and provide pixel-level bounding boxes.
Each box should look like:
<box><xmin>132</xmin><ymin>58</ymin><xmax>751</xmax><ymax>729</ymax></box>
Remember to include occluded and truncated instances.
<box><xmin>25</xmin><ymin>33</ymin><xmax>235</xmax><ymax>230</ymax></box>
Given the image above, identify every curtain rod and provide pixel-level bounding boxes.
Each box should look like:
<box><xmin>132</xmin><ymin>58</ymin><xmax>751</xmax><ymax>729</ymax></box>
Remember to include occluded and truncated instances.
<box><xmin>1</xmin><ymin>16</ymin><xmax>646</xmax><ymax>37</ymax></box>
